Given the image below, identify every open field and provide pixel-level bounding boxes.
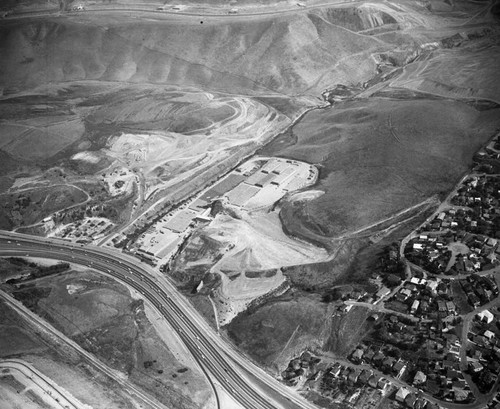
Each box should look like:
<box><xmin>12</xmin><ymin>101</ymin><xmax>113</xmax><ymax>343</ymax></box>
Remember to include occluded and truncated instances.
<box><xmin>392</xmin><ymin>44</ymin><xmax>500</xmax><ymax>104</ymax></box>
<box><xmin>0</xmin><ymin>297</ymin><xmax>153</xmax><ymax>409</ymax></box>
<box><xmin>2</xmin><ymin>259</ymin><xmax>212</xmax><ymax>409</ymax></box>
<box><xmin>0</xmin><ymin>184</ymin><xmax>89</xmax><ymax>230</ymax></box>
<box><xmin>226</xmin><ymin>291</ymin><xmax>333</xmax><ymax>370</ymax></box>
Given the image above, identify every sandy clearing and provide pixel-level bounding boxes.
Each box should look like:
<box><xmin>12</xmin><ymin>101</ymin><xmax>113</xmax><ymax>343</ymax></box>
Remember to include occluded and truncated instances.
<box><xmin>71</xmin><ymin>151</ymin><xmax>101</xmax><ymax>164</ymax></box>
<box><xmin>103</xmin><ymin>167</ymin><xmax>136</xmax><ymax>197</ymax></box>
<box><xmin>19</xmin><ymin>256</ymin><xmax>69</xmax><ymax>267</ymax></box>
<box><xmin>10</xmin><ymin>175</ymin><xmax>45</xmax><ymax>190</ymax></box>
<box><xmin>211</xmin><ymin>211</ymin><xmax>328</xmax><ymax>271</ymax></box>
<box><xmin>102</xmin><ymin>94</ymin><xmax>288</xmax><ymax>201</ymax></box>
<box><xmin>215</xmin><ymin>269</ymin><xmax>288</xmax><ymax>326</ymax></box>
<box><xmin>288</xmin><ymin>190</ymin><xmax>325</xmax><ymax>202</ymax></box>
<box><xmin>213</xmin><ymin>383</ymin><xmax>245</xmax><ymax>409</ymax></box>
<box><xmin>203</xmin><ymin>209</ymin><xmax>327</xmax><ymax>325</ymax></box>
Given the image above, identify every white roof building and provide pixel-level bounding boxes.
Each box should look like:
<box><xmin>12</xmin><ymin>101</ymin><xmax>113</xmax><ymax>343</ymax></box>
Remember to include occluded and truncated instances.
<box><xmin>477</xmin><ymin>309</ymin><xmax>494</xmax><ymax>324</ymax></box>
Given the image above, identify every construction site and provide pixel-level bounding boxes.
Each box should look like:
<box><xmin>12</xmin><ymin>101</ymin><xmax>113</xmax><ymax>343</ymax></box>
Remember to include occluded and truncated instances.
<box><xmin>131</xmin><ymin>157</ymin><xmax>317</xmax><ymax>266</ymax></box>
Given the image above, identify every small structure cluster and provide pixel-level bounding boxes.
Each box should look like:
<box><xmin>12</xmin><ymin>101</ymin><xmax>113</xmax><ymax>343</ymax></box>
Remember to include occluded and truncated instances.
<box><xmin>405</xmin><ymin>175</ymin><xmax>500</xmax><ymax>275</ymax></box>
<box><xmin>126</xmin><ymin>157</ymin><xmax>317</xmax><ymax>265</ymax></box>
<box><xmin>466</xmin><ymin>308</ymin><xmax>500</xmax><ymax>393</ymax></box>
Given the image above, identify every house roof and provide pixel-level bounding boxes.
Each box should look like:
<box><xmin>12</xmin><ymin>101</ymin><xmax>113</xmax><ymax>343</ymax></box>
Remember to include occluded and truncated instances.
<box><xmin>396</xmin><ymin>387</ymin><xmax>411</xmax><ymax>401</ymax></box>
<box><xmin>413</xmin><ymin>371</ymin><xmax>427</xmax><ymax>384</ymax></box>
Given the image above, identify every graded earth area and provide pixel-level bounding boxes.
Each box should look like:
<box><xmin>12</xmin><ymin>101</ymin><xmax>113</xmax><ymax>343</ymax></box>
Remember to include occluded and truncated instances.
<box><xmin>0</xmin><ymin>82</ymin><xmax>292</xmax><ymax>237</ymax></box>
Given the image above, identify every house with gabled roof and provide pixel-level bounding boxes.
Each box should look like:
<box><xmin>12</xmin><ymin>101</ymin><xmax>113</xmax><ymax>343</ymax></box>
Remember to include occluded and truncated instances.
<box><xmin>413</xmin><ymin>371</ymin><xmax>427</xmax><ymax>385</ymax></box>
<box><xmin>358</xmin><ymin>369</ymin><xmax>373</xmax><ymax>385</ymax></box>
<box><xmin>351</xmin><ymin>348</ymin><xmax>364</xmax><ymax>363</ymax></box>
<box><xmin>348</xmin><ymin>368</ymin><xmax>361</xmax><ymax>384</ymax></box>
<box><xmin>393</xmin><ymin>359</ymin><xmax>407</xmax><ymax>379</ymax></box>
<box><xmin>469</xmin><ymin>361</ymin><xmax>483</xmax><ymax>373</ymax></box>
<box><xmin>330</xmin><ymin>363</ymin><xmax>342</xmax><ymax>377</ymax></box>
<box><xmin>368</xmin><ymin>375</ymin><xmax>380</xmax><ymax>388</ymax></box>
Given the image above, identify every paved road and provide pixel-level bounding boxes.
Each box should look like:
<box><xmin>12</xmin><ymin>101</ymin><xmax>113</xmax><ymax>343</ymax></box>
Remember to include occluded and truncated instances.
<box><xmin>2</xmin><ymin>0</ymin><xmax>362</xmax><ymax>22</ymax></box>
<box><xmin>0</xmin><ymin>358</ymin><xmax>86</xmax><ymax>409</ymax></box>
<box><xmin>0</xmin><ymin>231</ymin><xmax>316</xmax><ymax>409</ymax></box>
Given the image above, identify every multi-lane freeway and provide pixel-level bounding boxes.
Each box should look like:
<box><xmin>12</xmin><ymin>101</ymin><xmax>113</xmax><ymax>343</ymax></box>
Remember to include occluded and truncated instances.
<box><xmin>0</xmin><ymin>231</ymin><xmax>316</xmax><ymax>409</ymax></box>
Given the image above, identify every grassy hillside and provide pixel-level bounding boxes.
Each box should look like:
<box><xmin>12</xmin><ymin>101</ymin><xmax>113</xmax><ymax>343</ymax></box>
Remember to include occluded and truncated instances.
<box><xmin>264</xmin><ymin>98</ymin><xmax>499</xmax><ymax>240</ymax></box>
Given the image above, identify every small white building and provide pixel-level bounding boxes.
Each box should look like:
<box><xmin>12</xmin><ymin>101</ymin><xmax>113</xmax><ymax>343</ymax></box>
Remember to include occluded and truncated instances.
<box><xmin>427</xmin><ymin>280</ymin><xmax>439</xmax><ymax>294</ymax></box>
<box><xmin>413</xmin><ymin>243</ymin><xmax>424</xmax><ymax>251</ymax></box>
<box><xmin>413</xmin><ymin>371</ymin><xmax>427</xmax><ymax>385</ymax></box>
<box><xmin>477</xmin><ymin>309</ymin><xmax>494</xmax><ymax>324</ymax></box>
<box><xmin>411</xmin><ymin>300</ymin><xmax>420</xmax><ymax>314</ymax></box>
<box><xmin>484</xmin><ymin>330</ymin><xmax>495</xmax><ymax>340</ymax></box>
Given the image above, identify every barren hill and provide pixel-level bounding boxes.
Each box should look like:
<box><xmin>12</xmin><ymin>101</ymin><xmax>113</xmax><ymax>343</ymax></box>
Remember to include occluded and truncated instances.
<box><xmin>0</xmin><ymin>9</ymin><xmax>386</xmax><ymax>96</ymax></box>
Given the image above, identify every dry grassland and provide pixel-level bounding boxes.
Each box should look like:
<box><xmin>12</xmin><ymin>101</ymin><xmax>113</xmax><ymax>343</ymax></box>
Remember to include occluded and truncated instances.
<box><xmin>393</xmin><ymin>45</ymin><xmax>500</xmax><ymax>103</ymax></box>
<box><xmin>226</xmin><ymin>292</ymin><xmax>333</xmax><ymax>369</ymax></box>
<box><xmin>271</xmin><ymin>98</ymin><xmax>498</xmax><ymax>240</ymax></box>
<box><xmin>7</xmin><ymin>267</ymin><xmax>212</xmax><ymax>409</ymax></box>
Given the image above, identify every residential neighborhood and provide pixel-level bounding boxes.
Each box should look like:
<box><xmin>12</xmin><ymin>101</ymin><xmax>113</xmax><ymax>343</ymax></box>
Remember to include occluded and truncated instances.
<box><xmin>283</xmin><ymin>134</ymin><xmax>500</xmax><ymax>408</ymax></box>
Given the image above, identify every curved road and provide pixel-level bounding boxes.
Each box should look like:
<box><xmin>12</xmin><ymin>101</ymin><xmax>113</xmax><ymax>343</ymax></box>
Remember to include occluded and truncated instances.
<box><xmin>3</xmin><ymin>0</ymin><xmax>362</xmax><ymax>21</ymax></box>
<box><xmin>0</xmin><ymin>231</ymin><xmax>317</xmax><ymax>409</ymax></box>
<box><xmin>0</xmin><ymin>358</ymin><xmax>85</xmax><ymax>409</ymax></box>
